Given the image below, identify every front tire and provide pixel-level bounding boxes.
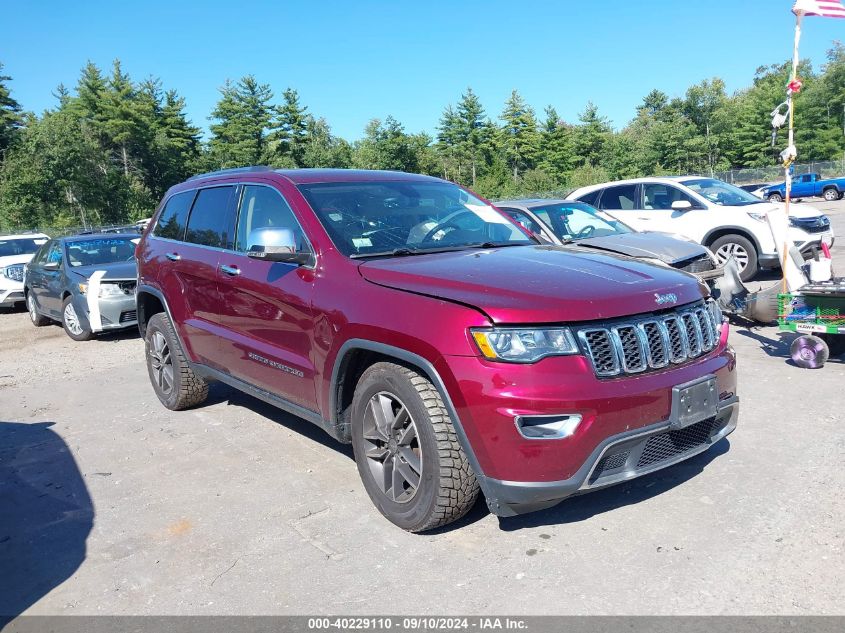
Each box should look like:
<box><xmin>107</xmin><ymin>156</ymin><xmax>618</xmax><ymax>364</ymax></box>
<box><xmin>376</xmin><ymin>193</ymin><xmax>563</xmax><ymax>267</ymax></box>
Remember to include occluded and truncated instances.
<box><xmin>350</xmin><ymin>362</ymin><xmax>480</xmax><ymax>532</ymax></box>
<box><xmin>62</xmin><ymin>296</ymin><xmax>94</xmax><ymax>341</ymax></box>
<box><xmin>768</xmin><ymin>192</ymin><xmax>783</xmax><ymax>203</ymax></box>
<box><xmin>823</xmin><ymin>188</ymin><xmax>840</xmax><ymax>202</ymax></box>
<box><xmin>27</xmin><ymin>293</ymin><xmax>50</xmax><ymax>327</ymax></box>
<box><xmin>709</xmin><ymin>234</ymin><xmax>759</xmax><ymax>282</ymax></box>
<box><xmin>144</xmin><ymin>312</ymin><xmax>209</xmax><ymax>410</ymax></box>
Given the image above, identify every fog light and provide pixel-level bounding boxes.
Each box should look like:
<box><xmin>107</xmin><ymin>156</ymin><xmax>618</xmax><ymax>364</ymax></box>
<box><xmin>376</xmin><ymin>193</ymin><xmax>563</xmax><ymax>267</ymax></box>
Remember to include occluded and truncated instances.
<box><xmin>515</xmin><ymin>414</ymin><xmax>582</xmax><ymax>439</ymax></box>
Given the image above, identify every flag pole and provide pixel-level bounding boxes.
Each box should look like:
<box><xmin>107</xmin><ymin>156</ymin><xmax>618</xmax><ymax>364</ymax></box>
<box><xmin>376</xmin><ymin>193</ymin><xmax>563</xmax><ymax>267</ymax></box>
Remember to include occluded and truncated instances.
<box><xmin>782</xmin><ymin>11</ymin><xmax>803</xmax><ymax>294</ymax></box>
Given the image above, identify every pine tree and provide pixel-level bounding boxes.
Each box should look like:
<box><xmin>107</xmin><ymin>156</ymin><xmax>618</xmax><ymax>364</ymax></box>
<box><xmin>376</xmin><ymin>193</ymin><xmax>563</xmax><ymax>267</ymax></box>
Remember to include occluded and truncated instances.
<box><xmin>267</xmin><ymin>88</ymin><xmax>309</xmax><ymax>167</ymax></box>
<box><xmin>0</xmin><ymin>62</ymin><xmax>23</xmax><ymax>159</ymax></box>
<box><xmin>498</xmin><ymin>90</ymin><xmax>540</xmax><ymax>181</ymax></box>
<box><xmin>456</xmin><ymin>88</ymin><xmax>486</xmax><ymax>187</ymax></box>
<box><xmin>208</xmin><ymin>75</ymin><xmax>273</xmax><ymax>168</ymax></box>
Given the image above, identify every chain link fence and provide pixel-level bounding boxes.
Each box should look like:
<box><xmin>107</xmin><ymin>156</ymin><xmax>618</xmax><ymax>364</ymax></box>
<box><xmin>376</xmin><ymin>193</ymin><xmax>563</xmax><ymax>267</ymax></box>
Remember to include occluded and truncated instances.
<box><xmin>2</xmin><ymin>223</ymin><xmax>145</xmax><ymax>238</ymax></box>
<box><xmin>713</xmin><ymin>159</ymin><xmax>845</xmax><ymax>185</ymax></box>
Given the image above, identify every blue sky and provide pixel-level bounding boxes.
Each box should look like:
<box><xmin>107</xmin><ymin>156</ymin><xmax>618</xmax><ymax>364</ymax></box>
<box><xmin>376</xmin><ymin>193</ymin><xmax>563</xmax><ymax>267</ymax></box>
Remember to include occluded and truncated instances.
<box><xmin>3</xmin><ymin>0</ymin><xmax>845</xmax><ymax>140</ymax></box>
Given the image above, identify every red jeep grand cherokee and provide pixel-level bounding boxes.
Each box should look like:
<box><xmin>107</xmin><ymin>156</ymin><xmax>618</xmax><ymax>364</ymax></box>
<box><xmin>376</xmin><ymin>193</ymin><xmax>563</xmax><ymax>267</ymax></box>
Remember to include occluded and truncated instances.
<box><xmin>136</xmin><ymin>167</ymin><xmax>738</xmax><ymax>532</ymax></box>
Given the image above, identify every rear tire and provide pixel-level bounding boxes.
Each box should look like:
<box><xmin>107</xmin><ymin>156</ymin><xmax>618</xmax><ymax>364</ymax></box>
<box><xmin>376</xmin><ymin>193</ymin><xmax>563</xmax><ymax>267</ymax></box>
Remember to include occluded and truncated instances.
<box><xmin>768</xmin><ymin>192</ymin><xmax>783</xmax><ymax>203</ymax></box>
<box><xmin>350</xmin><ymin>362</ymin><xmax>480</xmax><ymax>532</ymax></box>
<box><xmin>823</xmin><ymin>188</ymin><xmax>840</xmax><ymax>202</ymax></box>
<box><xmin>144</xmin><ymin>312</ymin><xmax>209</xmax><ymax>410</ymax></box>
<box><xmin>26</xmin><ymin>293</ymin><xmax>50</xmax><ymax>327</ymax></box>
<box><xmin>62</xmin><ymin>296</ymin><xmax>94</xmax><ymax>341</ymax></box>
<box><xmin>709</xmin><ymin>234</ymin><xmax>758</xmax><ymax>282</ymax></box>
<box><xmin>790</xmin><ymin>335</ymin><xmax>829</xmax><ymax>369</ymax></box>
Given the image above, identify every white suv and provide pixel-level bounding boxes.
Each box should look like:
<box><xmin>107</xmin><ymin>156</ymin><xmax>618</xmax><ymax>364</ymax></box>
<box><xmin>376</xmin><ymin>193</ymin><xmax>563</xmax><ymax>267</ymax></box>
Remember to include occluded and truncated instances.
<box><xmin>568</xmin><ymin>176</ymin><xmax>835</xmax><ymax>281</ymax></box>
<box><xmin>0</xmin><ymin>233</ymin><xmax>50</xmax><ymax>308</ymax></box>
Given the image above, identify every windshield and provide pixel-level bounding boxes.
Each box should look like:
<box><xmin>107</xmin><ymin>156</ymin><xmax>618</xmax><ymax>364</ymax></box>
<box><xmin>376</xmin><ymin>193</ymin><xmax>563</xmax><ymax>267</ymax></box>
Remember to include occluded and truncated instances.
<box><xmin>0</xmin><ymin>238</ymin><xmax>47</xmax><ymax>257</ymax></box>
<box><xmin>680</xmin><ymin>178</ymin><xmax>763</xmax><ymax>206</ymax></box>
<box><xmin>297</xmin><ymin>181</ymin><xmax>533</xmax><ymax>257</ymax></box>
<box><xmin>529</xmin><ymin>202</ymin><xmax>632</xmax><ymax>241</ymax></box>
<box><xmin>66</xmin><ymin>237</ymin><xmax>139</xmax><ymax>267</ymax></box>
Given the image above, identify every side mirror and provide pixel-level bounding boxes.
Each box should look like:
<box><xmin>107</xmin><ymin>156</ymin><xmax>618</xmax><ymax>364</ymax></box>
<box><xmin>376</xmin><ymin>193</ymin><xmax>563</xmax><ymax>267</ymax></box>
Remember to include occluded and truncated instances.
<box><xmin>246</xmin><ymin>227</ymin><xmax>312</xmax><ymax>265</ymax></box>
<box><xmin>671</xmin><ymin>200</ymin><xmax>693</xmax><ymax>212</ymax></box>
<box><xmin>43</xmin><ymin>261</ymin><xmax>60</xmax><ymax>270</ymax></box>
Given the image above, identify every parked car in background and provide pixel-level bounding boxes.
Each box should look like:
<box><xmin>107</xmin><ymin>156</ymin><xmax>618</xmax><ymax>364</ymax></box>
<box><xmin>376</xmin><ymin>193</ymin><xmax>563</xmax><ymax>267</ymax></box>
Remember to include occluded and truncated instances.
<box><xmin>135</xmin><ymin>167</ymin><xmax>737</xmax><ymax>532</ymax></box>
<box><xmin>494</xmin><ymin>199</ymin><xmax>723</xmax><ymax>282</ymax></box>
<box><xmin>24</xmin><ymin>233</ymin><xmax>140</xmax><ymax>340</ymax></box>
<box><xmin>568</xmin><ymin>176</ymin><xmax>834</xmax><ymax>281</ymax></box>
<box><xmin>738</xmin><ymin>183</ymin><xmax>775</xmax><ymax>199</ymax></box>
<box><xmin>762</xmin><ymin>172</ymin><xmax>845</xmax><ymax>202</ymax></box>
<box><xmin>0</xmin><ymin>233</ymin><xmax>50</xmax><ymax>308</ymax></box>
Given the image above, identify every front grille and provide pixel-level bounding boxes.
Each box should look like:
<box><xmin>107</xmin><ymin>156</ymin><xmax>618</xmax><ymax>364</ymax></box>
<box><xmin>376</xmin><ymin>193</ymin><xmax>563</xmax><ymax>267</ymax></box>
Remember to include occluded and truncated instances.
<box><xmin>677</xmin><ymin>255</ymin><xmax>716</xmax><ymax>274</ymax></box>
<box><xmin>578</xmin><ymin>301</ymin><xmax>721</xmax><ymax>378</ymax></box>
<box><xmin>119</xmin><ymin>310</ymin><xmax>137</xmax><ymax>323</ymax></box>
<box><xmin>3</xmin><ymin>264</ymin><xmax>24</xmax><ymax>282</ymax></box>
<box><xmin>590</xmin><ymin>450</ymin><xmax>631</xmax><ymax>483</ymax></box>
<box><xmin>791</xmin><ymin>216</ymin><xmax>830</xmax><ymax>234</ymax></box>
<box><xmin>636</xmin><ymin>418</ymin><xmax>718</xmax><ymax>469</ymax></box>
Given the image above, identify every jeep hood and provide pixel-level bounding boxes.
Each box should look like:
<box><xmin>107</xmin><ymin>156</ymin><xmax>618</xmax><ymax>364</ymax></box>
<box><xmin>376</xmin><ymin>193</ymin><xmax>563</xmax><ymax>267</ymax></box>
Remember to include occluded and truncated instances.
<box><xmin>358</xmin><ymin>245</ymin><xmax>706</xmax><ymax>324</ymax></box>
<box><xmin>574</xmin><ymin>232</ymin><xmax>707</xmax><ymax>265</ymax></box>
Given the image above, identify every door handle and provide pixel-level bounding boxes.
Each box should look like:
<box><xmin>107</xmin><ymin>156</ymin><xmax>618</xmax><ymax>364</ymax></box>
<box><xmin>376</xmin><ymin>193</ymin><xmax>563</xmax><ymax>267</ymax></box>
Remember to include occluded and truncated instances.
<box><xmin>220</xmin><ymin>264</ymin><xmax>241</xmax><ymax>276</ymax></box>
<box><xmin>165</xmin><ymin>252</ymin><xmax>181</xmax><ymax>261</ymax></box>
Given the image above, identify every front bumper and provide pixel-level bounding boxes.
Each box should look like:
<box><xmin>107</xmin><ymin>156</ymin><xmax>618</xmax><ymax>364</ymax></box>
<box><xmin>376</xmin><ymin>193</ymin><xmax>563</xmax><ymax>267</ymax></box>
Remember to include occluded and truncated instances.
<box><xmin>75</xmin><ymin>293</ymin><xmax>137</xmax><ymax>332</ymax></box>
<box><xmin>0</xmin><ymin>286</ymin><xmax>25</xmax><ymax>306</ymax></box>
<box><xmin>485</xmin><ymin>394</ymin><xmax>738</xmax><ymax>517</ymax></box>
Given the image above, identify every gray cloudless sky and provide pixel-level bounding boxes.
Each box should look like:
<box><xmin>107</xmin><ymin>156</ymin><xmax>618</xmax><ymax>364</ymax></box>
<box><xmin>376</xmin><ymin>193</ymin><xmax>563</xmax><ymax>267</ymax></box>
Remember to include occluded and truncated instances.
<box><xmin>3</xmin><ymin>0</ymin><xmax>845</xmax><ymax>140</ymax></box>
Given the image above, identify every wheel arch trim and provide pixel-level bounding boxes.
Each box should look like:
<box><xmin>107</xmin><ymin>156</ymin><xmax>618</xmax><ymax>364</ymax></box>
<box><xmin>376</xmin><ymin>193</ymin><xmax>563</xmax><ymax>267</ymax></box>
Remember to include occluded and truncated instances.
<box><xmin>702</xmin><ymin>226</ymin><xmax>763</xmax><ymax>255</ymax></box>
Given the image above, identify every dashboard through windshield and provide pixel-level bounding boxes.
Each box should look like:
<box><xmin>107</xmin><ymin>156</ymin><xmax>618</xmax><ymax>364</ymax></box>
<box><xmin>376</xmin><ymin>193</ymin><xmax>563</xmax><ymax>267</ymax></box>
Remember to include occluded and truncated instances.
<box><xmin>297</xmin><ymin>181</ymin><xmax>533</xmax><ymax>257</ymax></box>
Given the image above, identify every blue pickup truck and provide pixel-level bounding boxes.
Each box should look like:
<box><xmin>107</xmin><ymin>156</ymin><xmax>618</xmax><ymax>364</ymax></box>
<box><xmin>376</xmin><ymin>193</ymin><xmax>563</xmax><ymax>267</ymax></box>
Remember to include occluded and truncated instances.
<box><xmin>764</xmin><ymin>172</ymin><xmax>845</xmax><ymax>202</ymax></box>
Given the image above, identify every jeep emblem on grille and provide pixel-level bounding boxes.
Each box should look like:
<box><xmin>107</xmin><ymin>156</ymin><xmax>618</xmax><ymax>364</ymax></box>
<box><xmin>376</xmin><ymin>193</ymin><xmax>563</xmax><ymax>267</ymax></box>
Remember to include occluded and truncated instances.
<box><xmin>654</xmin><ymin>293</ymin><xmax>678</xmax><ymax>306</ymax></box>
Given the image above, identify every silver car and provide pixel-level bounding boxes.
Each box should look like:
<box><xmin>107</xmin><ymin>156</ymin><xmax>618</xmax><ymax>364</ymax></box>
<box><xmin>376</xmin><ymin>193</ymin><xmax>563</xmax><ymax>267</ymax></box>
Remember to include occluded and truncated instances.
<box><xmin>24</xmin><ymin>234</ymin><xmax>139</xmax><ymax>340</ymax></box>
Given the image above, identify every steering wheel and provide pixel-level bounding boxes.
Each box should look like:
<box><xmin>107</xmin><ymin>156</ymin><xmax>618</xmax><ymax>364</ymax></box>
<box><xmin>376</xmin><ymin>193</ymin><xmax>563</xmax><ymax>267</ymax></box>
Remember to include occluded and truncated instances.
<box><xmin>575</xmin><ymin>224</ymin><xmax>596</xmax><ymax>239</ymax></box>
<box><xmin>421</xmin><ymin>211</ymin><xmax>475</xmax><ymax>244</ymax></box>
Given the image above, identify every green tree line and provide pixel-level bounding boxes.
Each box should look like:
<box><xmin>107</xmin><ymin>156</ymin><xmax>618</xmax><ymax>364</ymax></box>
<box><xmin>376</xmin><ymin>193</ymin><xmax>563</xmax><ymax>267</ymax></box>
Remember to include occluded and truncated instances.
<box><xmin>3</xmin><ymin>47</ymin><xmax>845</xmax><ymax>230</ymax></box>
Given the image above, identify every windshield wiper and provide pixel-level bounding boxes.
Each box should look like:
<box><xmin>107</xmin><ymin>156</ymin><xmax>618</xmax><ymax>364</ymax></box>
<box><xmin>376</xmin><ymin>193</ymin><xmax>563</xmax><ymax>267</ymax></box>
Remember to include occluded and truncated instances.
<box><xmin>469</xmin><ymin>241</ymin><xmax>530</xmax><ymax>249</ymax></box>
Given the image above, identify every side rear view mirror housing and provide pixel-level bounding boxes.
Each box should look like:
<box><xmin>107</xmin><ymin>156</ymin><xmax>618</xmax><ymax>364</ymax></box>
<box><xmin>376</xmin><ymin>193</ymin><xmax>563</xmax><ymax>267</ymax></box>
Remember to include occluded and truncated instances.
<box><xmin>671</xmin><ymin>200</ymin><xmax>693</xmax><ymax>212</ymax></box>
<box><xmin>43</xmin><ymin>261</ymin><xmax>60</xmax><ymax>270</ymax></box>
<box><xmin>246</xmin><ymin>226</ymin><xmax>312</xmax><ymax>266</ymax></box>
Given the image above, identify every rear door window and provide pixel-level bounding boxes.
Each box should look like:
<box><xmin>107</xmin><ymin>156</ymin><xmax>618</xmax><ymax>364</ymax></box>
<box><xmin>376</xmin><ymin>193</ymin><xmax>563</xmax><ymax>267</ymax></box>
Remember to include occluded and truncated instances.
<box><xmin>153</xmin><ymin>191</ymin><xmax>195</xmax><ymax>241</ymax></box>
<box><xmin>185</xmin><ymin>186</ymin><xmax>236</xmax><ymax>248</ymax></box>
<box><xmin>597</xmin><ymin>184</ymin><xmax>638</xmax><ymax>210</ymax></box>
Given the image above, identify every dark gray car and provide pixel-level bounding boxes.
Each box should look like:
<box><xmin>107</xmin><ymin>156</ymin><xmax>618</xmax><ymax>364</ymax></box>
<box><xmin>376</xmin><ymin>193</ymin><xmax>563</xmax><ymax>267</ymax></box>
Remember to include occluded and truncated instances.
<box><xmin>495</xmin><ymin>199</ymin><xmax>723</xmax><ymax>281</ymax></box>
<box><xmin>24</xmin><ymin>234</ymin><xmax>139</xmax><ymax>340</ymax></box>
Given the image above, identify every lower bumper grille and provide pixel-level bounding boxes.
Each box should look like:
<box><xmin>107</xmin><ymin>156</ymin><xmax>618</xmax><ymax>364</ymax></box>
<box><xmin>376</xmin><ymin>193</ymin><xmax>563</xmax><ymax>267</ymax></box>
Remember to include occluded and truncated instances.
<box><xmin>636</xmin><ymin>418</ymin><xmax>718</xmax><ymax>468</ymax></box>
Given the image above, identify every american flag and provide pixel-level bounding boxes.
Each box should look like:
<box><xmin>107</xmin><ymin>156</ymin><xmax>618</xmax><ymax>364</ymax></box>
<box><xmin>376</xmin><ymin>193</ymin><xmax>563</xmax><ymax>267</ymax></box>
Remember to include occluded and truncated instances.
<box><xmin>793</xmin><ymin>0</ymin><xmax>845</xmax><ymax>17</ymax></box>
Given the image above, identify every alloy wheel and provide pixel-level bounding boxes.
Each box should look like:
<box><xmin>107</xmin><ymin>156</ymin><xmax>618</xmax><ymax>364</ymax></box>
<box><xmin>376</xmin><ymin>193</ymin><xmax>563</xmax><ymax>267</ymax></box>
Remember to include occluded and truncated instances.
<box><xmin>148</xmin><ymin>331</ymin><xmax>174</xmax><ymax>395</ymax></box>
<box><xmin>28</xmin><ymin>295</ymin><xmax>38</xmax><ymax>323</ymax></box>
<box><xmin>362</xmin><ymin>391</ymin><xmax>422</xmax><ymax>503</ymax></box>
<box><xmin>714</xmin><ymin>242</ymin><xmax>749</xmax><ymax>271</ymax></box>
<box><xmin>63</xmin><ymin>302</ymin><xmax>84</xmax><ymax>336</ymax></box>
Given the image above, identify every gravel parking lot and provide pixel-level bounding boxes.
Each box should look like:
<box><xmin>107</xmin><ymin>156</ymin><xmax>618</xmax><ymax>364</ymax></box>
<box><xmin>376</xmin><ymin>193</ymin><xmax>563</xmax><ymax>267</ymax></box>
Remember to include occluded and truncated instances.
<box><xmin>2</xmin><ymin>201</ymin><xmax>844</xmax><ymax>617</ymax></box>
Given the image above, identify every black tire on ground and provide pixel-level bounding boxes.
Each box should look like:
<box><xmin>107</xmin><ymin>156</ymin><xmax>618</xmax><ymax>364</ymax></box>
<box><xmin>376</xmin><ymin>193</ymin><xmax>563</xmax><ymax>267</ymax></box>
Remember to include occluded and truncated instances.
<box><xmin>62</xmin><ymin>296</ymin><xmax>94</xmax><ymax>341</ymax></box>
<box><xmin>709</xmin><ymin>234</ymin><xmax>759</xmax><ymax>282</ymax></box>
<box><xmin>350</xmin><ymin>362</ymin><xmax>480</xmax><ymax>532</ymax></box>
<box><xmin>823</xmin><ymin>188</ymin><xmax>841</xmax><ymax>202</ymax></box>
<box><xmin>144</xmin><ymin>312</ymin><xmax>209</xmax><ymax>410</ymax></box>
<box><xmin>821</xmin><ymin>333</ymin><xmax>845</xmax><ymax>357</ymax></box>
<box><xmin>26</xmin><ymin>292</ymin><xmax>50</xmax><ymax>327</ymax></box>
<box><xmin>768</xmin><ymin>192</ymin><xmax>783</xmax><ymax>202</ymax></box>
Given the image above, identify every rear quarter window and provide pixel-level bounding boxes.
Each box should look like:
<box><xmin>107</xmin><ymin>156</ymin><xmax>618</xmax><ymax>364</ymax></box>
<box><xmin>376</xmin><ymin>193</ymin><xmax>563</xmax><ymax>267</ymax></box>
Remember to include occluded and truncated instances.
<box><xmin>184</xmin><ymin>186</ymin><xmax>235</xmax><ymax>248</ymax></box>
<box><xmin>153</xmin><ymin>191</ymin><xmax>195</xmax><ymax>240</ymax></box>
<box><xmin>576</xmin><ymin>189</ymin><xmax>600</xmax><ymax>206</ymax></box>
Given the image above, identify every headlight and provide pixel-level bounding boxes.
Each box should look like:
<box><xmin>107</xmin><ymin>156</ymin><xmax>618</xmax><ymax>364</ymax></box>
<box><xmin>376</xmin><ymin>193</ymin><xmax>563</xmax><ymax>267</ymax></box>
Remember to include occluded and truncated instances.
<box><xmin>471</xmin><ymin>327</ymin><xmax>579</xmax><ymax>363</ymax></box>
<box><xmin>98</xmin><ymin>283</ymin><xmax>124</xmax><ymax>297</ymax></box>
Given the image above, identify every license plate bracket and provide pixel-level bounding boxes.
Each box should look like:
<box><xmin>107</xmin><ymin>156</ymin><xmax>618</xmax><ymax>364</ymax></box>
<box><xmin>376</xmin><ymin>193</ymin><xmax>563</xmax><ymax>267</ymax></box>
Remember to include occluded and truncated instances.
<box><xmin>671</xmin><ymin>376</ymin><xmax>718</xmax><ymax>430</ymax></box>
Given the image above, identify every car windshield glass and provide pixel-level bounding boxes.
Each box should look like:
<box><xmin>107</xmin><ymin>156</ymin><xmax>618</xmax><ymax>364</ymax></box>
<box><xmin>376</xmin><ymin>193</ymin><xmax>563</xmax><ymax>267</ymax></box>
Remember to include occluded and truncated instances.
<box><xmin>66</xmin><ymin>237</ymin><xmax>139</xmax><ymax>267</ymax></box>
<box><xmin>530</xmin><ymin>202</ymin><xmax>632</xmax><ymax>241</ymax></box>
<box><xmin>0</xmin><ymin>238</ymin><xmax>47</xmax><ymax>257</ymax></box>
<box><xmin>297</xmin><ymin>181</ymin><xmax>533</xmax><ymax>257</ymax></box>
<box><xmin>679</xmin><ymin>178</ymin><xmax>763</xmax><ymax>206</ymax></box>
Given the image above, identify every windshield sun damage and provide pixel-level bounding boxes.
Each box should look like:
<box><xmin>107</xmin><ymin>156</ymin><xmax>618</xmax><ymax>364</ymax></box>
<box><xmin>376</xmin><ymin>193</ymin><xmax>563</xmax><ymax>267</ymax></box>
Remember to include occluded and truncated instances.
<box><xmin>680</xmin><ymin>178</ymin><xmax>763</xmax><ymax>206</ymax></box>
<box><xmin>66</xmin><ymin>238</ymin><xmax>138</xmax><ymax>267</ymax></box>
<box><xmin>297</xmin><ymin>181</ymin><xmax>533</xmax><ymax>257</ymax></box>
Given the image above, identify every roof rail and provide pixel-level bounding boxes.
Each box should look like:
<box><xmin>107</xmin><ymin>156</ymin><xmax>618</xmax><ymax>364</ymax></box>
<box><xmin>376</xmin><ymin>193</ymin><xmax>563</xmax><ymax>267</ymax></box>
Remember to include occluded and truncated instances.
<box><xmin>187</xmin><ymin>166</ymin><xmax>273</xmax><ymax>181</ymax></box>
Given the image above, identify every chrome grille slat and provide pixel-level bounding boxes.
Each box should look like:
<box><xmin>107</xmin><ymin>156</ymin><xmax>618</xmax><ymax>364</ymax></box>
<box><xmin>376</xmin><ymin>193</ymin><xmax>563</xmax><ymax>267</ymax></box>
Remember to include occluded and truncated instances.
<box><xmin>578</xmin><ymin>301</ymin><xmax>721</xmax><ymax>378</ymax></box>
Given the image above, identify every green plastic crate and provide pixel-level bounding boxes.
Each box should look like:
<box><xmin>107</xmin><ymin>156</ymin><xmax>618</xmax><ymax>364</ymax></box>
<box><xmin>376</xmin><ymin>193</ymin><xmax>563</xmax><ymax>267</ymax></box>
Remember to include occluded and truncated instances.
<box><xmin>778</xmin><ymin>293</ymin><xmax>845</xmax><ymax>336</ymax></box>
